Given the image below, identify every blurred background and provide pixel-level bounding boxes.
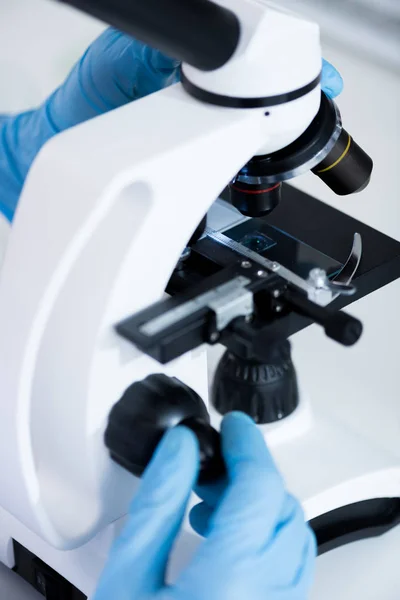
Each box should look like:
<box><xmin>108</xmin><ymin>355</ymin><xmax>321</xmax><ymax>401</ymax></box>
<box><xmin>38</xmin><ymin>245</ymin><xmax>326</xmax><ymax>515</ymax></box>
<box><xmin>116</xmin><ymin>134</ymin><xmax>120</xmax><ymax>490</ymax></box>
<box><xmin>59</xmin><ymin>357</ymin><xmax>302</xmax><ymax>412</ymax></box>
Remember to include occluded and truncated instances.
<box><xmin>282</xmin><ymin>0</ymin><xmax>400</xmax><ymax>72</ymax></box>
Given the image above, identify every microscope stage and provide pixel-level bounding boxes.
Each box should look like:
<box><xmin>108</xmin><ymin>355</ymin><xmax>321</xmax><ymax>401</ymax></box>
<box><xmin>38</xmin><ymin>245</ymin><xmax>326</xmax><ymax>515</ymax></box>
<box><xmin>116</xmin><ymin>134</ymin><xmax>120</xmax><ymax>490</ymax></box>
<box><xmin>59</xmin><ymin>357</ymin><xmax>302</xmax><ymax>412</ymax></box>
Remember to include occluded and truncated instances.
<box><xmin>217</xmin><ymin>184</ymin><xmax>400</xmax><ymax>316</ymax></box>
<box><xmin>224</xmin><ymin>218</ymin><xmax>343</xmax><ymax>281</ymax></box>
<box><xmin>215</xmin><ymin>183</ymin><xmax>400</xmax><ymax>327</ymax></box>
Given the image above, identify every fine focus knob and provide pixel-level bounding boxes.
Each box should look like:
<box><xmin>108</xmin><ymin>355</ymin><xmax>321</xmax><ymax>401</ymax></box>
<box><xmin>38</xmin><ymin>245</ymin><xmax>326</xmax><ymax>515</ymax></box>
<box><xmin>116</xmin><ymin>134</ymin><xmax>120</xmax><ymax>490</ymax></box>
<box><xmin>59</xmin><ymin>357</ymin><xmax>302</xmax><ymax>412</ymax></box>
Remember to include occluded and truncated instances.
<box><xmin>212</xmin><ymin>341</ymin><xmax>299</xmax><ymax>424</ymax></box>
<box><xmin>105</xmin><ymin>374</ymin><xmax>225</xmax><ymax>484</ymax></box>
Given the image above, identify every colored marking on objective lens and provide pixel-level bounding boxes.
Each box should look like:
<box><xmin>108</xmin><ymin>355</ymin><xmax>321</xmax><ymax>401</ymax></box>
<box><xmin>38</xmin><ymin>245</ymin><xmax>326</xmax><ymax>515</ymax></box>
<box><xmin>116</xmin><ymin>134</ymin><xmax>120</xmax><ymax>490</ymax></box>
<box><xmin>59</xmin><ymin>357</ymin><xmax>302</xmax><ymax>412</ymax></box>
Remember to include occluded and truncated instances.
<box><xmin>316</xmin><ymin>134</ymin><xmax>352</xmax><ymax>174</ymax></box>
<box><xmin>231</xmin><ymin>182</ymin><xmax>281</xmax><ymax>195</ymax></box>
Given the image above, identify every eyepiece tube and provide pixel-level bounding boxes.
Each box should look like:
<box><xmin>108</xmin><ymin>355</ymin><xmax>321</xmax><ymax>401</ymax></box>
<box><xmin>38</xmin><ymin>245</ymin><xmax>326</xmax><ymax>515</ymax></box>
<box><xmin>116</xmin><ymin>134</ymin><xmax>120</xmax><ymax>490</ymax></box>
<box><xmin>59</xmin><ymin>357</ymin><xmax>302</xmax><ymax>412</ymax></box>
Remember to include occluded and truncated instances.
<box><xmin>58</xmin><ymin>0</ymin><xmax>241</xmax><ymax>71</ymax></box>
<box><xmin>312</xmin><ymin>129</ymin><xmax>373</xmax><ymax>195</ymax></box>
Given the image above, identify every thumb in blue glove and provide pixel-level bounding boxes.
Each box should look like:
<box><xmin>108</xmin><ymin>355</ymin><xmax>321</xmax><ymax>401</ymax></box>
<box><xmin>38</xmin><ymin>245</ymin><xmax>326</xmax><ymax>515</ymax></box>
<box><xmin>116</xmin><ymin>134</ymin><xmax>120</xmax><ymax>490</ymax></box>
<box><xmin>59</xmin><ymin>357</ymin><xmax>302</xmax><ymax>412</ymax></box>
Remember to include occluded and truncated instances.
<box><xmin>94</xmin><ymin>412</ymin><xmax>316</xmax><ymax>600</ymax></box>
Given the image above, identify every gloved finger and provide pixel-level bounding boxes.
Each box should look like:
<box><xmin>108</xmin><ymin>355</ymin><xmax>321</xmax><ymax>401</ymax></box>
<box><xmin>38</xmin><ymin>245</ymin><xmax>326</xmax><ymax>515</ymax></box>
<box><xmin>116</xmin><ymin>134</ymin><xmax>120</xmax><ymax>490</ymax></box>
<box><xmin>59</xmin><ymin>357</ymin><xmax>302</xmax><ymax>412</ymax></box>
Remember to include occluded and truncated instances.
<box><xmin>197</xmin><ymin>412</ymin><xmax>286</xmax><ymax>554</ymax></box>
<box><xmin>193</xmin><ymin>413</ymin><xmax>264</xmax><ymax>511</ymax></box>
<box><xmin>260</xmin><ymin>494</ymin><xmax>313</xmax><ymax>587</ymax></box>
<box><xmin>190</xmin><ymin>462</ymin><xmax>302</xmax><ymax>543</ymax></box>
<box><xmin>286</xmin><ymin>527</ymin><xmax>317</xmax><ymax>596</ymax></box>
<box><xmin>321</xmin><ymin>58</ymin><xmax>344</xmax><ymax>99</ymax></box>
<box><xmin>93</xmin><ymin>426</ymin><xmax>199</xmax><ymax>600</ymax></box>
<box><xmin>50</xmin><ymin>28</ymin><xmax>180</xmax><ymax>131</ymax></box>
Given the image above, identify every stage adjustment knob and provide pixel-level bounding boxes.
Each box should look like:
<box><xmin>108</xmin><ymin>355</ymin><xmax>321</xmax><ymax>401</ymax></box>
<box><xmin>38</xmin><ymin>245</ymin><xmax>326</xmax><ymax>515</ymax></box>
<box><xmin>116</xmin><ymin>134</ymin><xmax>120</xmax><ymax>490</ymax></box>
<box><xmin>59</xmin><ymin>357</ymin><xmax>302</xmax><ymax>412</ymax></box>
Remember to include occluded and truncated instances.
<box><xmin>105</xmin><ymin>374</ymin><xmax>225</xmax><ymax>484</ymax></box>
<box><xmin>212</xmin><ymin>340</ymin><xmax>299</xmax><ymax>424</ymax></box>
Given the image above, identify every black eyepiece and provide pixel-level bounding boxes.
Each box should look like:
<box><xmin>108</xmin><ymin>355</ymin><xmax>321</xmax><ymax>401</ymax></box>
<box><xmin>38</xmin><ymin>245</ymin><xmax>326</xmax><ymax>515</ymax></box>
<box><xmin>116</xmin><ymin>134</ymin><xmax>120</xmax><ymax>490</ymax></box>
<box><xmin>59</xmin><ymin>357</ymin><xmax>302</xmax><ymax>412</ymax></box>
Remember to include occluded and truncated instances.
<box><xmin>312</xmin><ymin>128</ymin><xmax>373</xmax><ymax>195</ymax></box>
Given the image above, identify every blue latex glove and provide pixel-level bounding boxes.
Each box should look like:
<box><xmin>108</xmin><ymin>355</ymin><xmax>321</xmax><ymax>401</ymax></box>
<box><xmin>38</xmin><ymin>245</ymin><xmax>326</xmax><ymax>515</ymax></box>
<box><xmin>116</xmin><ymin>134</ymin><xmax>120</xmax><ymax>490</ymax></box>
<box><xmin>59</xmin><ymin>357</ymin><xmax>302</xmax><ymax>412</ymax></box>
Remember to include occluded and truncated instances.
<box><xmin>0</xmin><ymin>28</ymin><xmax>179</xmax><ymax>222</ymax></box>
<box><xmin>321</xmin><ymin>58</ymin><xmax>343</xmax><ymax>99</ymax></box>
<box><xmin>0</xmin><ymin>26</ymin><xmax>342</xmax><ymax>223</ymax></box>
<box><xmin>94</xmin><ymin>412</ymin><xmax>316</xmax><ymax>600</ymax></box>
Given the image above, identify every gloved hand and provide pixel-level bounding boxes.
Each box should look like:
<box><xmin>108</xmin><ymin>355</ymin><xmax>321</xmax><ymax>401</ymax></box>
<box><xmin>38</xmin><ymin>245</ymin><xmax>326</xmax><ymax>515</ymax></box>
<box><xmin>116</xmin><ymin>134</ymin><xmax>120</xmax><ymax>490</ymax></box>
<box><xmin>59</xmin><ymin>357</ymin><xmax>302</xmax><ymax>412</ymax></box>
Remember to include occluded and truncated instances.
<box><xmin>94</xmin><ymin>412</ymin><xmax>316</xmax><ymax>600</ymax></box>
<box><xmin>0</xmin><ymin>28</ymin><xmax>180</xmax><ymax>221</ymax></box>
<box><xmin>0</xmin><ymin>24</ymin><xmax>343</xmax><ymax>222</ymax></box>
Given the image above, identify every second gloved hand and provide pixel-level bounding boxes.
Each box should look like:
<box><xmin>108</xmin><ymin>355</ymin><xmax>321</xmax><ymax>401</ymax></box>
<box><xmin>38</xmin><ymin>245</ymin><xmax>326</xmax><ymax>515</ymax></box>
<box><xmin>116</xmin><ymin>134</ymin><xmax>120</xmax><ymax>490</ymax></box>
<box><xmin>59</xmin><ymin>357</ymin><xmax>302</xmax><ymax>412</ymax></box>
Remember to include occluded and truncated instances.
<box><xmin>94</xmin><ymin>412</ymin><xmax>316</xmax><ymax>600</ymax></box>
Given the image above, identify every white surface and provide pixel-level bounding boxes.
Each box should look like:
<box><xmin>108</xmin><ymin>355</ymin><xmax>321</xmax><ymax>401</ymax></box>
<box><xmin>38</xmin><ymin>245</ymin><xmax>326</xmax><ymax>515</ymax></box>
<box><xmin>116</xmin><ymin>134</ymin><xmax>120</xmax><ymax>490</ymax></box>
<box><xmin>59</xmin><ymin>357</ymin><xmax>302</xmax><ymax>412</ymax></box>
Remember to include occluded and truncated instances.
<box><xmin>0</xmin><ymin>1</ymin><xmax>399</xmax><ymax>599</ymax></box>
<box><xmin>281</xmin><ymin>0</ymin><xmax>400</xmax><ymax>71</ymax></box>
<box><xmin>285</xmin><ymin>34</ymin><xmax>400</xmax><ymax>600</ymax></box>
<box><xmin>313</xmin><ymin>526</ymin><xmax>400</xmax><ymax>600</ymax></box>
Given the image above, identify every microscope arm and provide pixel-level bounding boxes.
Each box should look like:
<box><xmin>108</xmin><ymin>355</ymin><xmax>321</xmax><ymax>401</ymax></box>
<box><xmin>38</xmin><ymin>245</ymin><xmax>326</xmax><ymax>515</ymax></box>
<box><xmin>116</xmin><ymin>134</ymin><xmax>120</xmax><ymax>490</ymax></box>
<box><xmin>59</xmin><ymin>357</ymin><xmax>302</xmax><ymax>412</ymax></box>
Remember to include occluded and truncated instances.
<box><xmin>58</xmin><ymin>0</ymin><xmax>241</xmax><ymax>72</ymax></box>
<box><xmin>0</xmin><ymin>2</ymin><xmax>322</xmax><ymax>549</ymax></box>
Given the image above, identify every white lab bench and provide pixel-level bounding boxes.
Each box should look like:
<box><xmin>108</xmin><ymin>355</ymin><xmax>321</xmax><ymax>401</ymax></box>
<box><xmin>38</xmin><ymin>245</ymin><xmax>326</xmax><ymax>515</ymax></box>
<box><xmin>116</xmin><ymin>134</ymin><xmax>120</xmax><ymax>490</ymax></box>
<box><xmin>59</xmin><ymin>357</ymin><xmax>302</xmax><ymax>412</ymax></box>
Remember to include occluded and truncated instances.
<box><xmin>0</xmin><ymin>0</ymin><xmax>399</xmax><ymax>598</ymax></box>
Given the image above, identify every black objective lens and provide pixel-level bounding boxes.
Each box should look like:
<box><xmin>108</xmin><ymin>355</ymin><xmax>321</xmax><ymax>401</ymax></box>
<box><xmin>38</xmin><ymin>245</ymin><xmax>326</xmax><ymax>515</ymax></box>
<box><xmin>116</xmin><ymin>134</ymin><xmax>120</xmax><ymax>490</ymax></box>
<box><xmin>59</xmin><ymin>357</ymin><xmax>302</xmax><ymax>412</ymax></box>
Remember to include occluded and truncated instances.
<box><xmin>312</xmin><ymin>128</ymin><xmax>373</xmax><ymax>195</ymax></box>
<box><xmin>228</xmin><ymin>94</ymin><xmax>373</xmax><ymax>217</ymax></box>
<box><xmin>230</xmin><ymin>180</ymin><xmax>282</xmax><ymax>218</ymax></box>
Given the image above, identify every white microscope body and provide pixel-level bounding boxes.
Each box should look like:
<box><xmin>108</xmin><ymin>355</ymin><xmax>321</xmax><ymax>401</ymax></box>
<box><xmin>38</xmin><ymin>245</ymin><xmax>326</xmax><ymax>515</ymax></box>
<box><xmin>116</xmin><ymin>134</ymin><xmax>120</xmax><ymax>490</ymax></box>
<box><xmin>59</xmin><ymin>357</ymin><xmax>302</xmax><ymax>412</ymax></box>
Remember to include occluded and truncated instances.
<box><xmin>0</xmin><ymin>1</ymin><xmax>399</xmax><ymax>597</ymax></box>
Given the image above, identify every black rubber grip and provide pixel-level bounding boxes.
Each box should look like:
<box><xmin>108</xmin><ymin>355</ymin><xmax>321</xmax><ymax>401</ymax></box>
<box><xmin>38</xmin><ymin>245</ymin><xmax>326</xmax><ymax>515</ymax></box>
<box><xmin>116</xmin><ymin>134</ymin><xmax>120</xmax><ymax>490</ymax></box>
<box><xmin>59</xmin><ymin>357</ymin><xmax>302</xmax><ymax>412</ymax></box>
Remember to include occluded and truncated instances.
<box><xmin>284</xmin><ymin>290</ymin><xmax>363</xmax><ymax>347</ymax></box>
<box><xmin>59</xmin><ymin>0</ymin><xmax>241</xmax><ymax>71</ymax></box>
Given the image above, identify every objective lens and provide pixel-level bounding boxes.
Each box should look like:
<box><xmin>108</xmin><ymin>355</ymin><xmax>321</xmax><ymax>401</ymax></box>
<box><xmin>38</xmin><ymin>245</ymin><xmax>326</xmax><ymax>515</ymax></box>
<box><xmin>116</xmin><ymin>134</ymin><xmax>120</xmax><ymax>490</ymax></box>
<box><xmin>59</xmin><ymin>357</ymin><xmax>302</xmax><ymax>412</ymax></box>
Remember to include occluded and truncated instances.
<box><xmin>229</xmin><ymin>94</ymin><xmax>373</xmax><ymax>205</ymax></box>
<box><xmin>312</xmin><ymin>128</ymin><xmax>373</xmax><ymax>195</ymax></box>
<box><xmin>230</xmin><ymin>180</ymin><xmax>282</xmax><ymax>217</ymax></box>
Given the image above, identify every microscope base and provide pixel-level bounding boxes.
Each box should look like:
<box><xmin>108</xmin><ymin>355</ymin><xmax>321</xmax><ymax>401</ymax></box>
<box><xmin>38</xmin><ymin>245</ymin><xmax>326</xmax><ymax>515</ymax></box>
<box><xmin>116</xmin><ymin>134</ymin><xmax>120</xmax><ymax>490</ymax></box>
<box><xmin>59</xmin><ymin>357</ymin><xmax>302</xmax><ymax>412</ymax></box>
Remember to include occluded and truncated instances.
<box><xmin>2</xmin><ymin>387</ymin><xmax>400</xmax><ymax>599</ymax></box>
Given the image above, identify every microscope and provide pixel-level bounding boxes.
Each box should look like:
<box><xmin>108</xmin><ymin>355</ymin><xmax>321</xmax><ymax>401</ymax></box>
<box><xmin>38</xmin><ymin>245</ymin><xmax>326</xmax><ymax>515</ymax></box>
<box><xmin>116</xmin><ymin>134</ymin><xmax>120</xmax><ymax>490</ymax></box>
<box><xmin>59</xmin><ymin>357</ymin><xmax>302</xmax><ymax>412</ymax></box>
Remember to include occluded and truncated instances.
<box><xmin>0</xmin><ymin>1</ymin><xmax>400</xmax><ymax>598</ymax></box>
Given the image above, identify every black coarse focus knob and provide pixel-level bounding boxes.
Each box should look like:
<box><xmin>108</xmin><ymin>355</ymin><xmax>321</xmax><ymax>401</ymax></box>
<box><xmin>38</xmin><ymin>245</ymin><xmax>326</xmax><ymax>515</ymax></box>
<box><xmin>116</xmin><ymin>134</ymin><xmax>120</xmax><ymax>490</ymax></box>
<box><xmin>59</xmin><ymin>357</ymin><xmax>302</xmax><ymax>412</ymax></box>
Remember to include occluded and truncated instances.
<box><xmin>105</xmin><ymin>374</ymin><xmax>225</xmax><ymax>484</ymax></box>
<box><xmin>212</xmin><ymin>341</ymin><xmax>299</xmax><ymax>424</ymax></box>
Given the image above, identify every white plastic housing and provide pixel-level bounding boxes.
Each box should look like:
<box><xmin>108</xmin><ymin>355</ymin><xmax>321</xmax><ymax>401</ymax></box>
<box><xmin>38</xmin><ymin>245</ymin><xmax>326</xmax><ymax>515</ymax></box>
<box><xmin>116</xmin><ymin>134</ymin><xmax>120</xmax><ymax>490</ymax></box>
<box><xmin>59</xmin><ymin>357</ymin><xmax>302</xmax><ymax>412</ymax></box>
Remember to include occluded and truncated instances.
<box><xmin>183</xmin><ymin>1</ymin><xmax>322</xmax><ymax>154</ymax></box>
<box><xmin>0</xmin><ymin>85</ymin><xmax>274</xmax><ymax>550</ymax></box>
<box><xmin>184</xmin><ymin>1</ymin><xmax>321</xmax><ymax>98</ymax></box>
<box><xmin>0</xmin><ymin>2</ymin><xmax>322</xmax><ymax>552</ymax></box>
